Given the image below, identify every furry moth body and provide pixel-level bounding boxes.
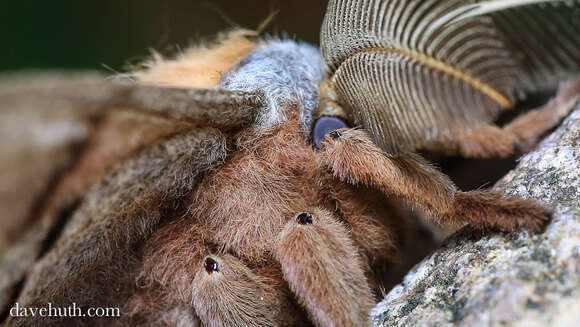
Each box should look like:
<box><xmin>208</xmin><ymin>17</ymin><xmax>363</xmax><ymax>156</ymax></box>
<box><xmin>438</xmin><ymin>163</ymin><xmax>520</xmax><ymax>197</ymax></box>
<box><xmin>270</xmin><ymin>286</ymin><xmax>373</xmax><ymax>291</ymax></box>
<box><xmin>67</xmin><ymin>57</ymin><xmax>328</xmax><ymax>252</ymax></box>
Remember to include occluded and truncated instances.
<box><xmin>1</xmin><ymin>1</ymin><xmax>580</xmax><ymax>326</ymax></box>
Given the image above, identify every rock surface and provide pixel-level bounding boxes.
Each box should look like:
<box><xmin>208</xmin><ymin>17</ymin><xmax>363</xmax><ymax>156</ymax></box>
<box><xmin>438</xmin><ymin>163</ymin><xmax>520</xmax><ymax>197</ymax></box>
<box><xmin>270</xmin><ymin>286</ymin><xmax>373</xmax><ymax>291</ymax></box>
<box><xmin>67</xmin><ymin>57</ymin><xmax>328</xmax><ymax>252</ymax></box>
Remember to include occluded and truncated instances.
<box><xmin>372</xmin><ymin>106</ymin><xmax>580</xmax><ymax>326</ymax></box>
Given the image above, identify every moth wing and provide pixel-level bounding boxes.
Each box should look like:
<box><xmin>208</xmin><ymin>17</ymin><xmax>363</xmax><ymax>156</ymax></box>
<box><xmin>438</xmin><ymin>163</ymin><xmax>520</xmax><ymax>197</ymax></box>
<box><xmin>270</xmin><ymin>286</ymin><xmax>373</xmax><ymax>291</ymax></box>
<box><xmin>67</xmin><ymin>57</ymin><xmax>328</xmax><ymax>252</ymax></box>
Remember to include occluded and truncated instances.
<box><xmin>0</xmin><ymin>71</ymin><xmax>266</xmax><ymax>247</ymax></box>
<box><xmin>0</xmin><ymin>71</ymin><xmax>107</xmax><ymax>254</ymax></box>
<box><xmin>0</xmin><ymin>71</ymin><xmax>107</xmax><ymax>317</ymax></box>
<box><xmin>321</xmin><ymin>0</ymin><xmax>580</xmax><ymax>153</ymax></box>
<box><xmin>4</xmin><ymin>128</ymin><xmax>228</xmax><ymax>322</ymax></box>
<box><xmin>0</xmin><ymin>71</ymin><xmax>264</xmax><ymax>318</ymax></box>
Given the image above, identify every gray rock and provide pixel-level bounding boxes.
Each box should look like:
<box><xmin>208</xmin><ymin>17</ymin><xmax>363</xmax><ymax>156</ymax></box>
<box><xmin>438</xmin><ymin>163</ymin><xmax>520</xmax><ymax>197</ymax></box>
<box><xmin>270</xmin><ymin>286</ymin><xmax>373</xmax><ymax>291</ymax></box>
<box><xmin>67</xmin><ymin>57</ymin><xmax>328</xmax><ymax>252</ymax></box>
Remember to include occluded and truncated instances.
<box><xmin>372</xmin><ymin>106</ymin><xmax>580</xmax><ymax>327</ymax></box>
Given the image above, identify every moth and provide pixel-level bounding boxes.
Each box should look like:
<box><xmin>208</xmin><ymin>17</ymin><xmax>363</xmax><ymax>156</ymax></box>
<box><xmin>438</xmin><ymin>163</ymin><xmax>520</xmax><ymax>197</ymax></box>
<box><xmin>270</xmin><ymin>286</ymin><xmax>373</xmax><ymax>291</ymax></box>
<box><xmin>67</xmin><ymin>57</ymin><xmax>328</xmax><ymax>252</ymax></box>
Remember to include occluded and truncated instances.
<box><xmin>1</xmin><ymin>0</ymin><xmax>580</xmax><ymax>326</ymax></box>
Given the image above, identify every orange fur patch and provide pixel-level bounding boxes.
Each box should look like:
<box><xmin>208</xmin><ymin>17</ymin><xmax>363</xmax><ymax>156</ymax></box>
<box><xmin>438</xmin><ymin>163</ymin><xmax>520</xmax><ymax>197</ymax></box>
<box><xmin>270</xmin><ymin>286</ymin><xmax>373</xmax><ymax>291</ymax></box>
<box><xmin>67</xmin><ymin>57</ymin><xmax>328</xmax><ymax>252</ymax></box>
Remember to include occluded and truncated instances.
<box><xmin>135</xmin><ymin>31</ymin><xmax>257</xmax><ymax>88</ymax></box>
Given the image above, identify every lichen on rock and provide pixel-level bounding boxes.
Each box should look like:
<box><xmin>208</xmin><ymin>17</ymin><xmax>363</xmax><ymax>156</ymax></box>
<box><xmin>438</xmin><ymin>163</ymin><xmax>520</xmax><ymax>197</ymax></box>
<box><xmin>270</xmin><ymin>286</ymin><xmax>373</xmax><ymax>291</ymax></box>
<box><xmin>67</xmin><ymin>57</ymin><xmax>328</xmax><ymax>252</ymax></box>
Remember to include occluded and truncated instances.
<box><xmin>372</xmin><ymin>106</ymin><xmax>580</xmax><ymax>326</ymax></box>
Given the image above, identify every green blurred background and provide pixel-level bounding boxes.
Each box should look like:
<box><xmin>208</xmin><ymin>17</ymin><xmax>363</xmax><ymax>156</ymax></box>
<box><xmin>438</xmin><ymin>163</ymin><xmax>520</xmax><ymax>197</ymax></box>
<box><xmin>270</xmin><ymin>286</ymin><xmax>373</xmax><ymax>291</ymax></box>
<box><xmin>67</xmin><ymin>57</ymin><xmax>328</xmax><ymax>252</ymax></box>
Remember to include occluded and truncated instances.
<box><xmin>0</xmin><ymin>0</ymin><xmax>327</xmax><ymax>72</ymax></box>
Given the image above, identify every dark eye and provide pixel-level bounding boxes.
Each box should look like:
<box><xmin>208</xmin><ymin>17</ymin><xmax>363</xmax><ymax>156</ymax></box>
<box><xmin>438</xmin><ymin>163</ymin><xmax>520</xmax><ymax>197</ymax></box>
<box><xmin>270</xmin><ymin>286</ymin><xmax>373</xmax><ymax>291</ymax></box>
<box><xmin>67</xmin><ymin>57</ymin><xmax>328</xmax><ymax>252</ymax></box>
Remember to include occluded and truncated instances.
<box><xmin>312</xmin><ymin>116</ymin><xmax>349</xmax><ymax>149</ymax></box>
<box><xmin>204</xmin><ymin>257</ymin><xmax>219</xmax><ymax>274</ymax></box>
<box><xmin>296</xmin><ymin>212</ymin><xmax>314</xmax><ymax>225</ymax></box>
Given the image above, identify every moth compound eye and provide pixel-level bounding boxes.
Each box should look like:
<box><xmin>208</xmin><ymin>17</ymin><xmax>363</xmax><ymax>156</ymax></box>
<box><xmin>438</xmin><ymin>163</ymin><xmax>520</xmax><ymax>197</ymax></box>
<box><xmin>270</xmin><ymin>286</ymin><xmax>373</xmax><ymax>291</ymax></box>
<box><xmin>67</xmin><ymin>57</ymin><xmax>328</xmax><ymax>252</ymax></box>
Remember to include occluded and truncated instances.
<box><xmin>296</xmin><ymin>212</ymin><xmax>314</xmax><ymax>225</ymax></box>
<box><xmin>312</xmin><ymin>116</ymin><xmax>349</xmax><ymax>149</ymax></box>
<box><xmin>204</xmin><ymin>257</ymin><xmax>219</xmax><ymax>274</ymax></box>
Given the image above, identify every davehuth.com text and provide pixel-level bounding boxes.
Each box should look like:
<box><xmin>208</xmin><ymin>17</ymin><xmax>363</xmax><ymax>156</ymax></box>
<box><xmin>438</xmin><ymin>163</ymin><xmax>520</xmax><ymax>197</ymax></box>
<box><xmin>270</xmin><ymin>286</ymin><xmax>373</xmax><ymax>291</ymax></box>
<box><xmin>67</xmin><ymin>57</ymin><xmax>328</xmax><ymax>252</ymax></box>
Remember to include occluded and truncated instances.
<box><xmin>9</xmin><ymin>302</ymin><xmax>120</xmax><ymax>318</ymax></box>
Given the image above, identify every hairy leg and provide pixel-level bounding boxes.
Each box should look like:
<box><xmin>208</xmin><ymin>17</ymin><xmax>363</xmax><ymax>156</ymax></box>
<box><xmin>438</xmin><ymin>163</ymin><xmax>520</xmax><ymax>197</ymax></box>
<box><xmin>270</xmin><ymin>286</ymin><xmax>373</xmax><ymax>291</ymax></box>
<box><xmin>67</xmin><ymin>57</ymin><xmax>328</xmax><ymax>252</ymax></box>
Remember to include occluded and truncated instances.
<box><xmin>275</xmin><ymin>208</ymin><xmax>375</xmax><ymax>327</ymax></box>
<box><xmin>451</xmin><ymin>191</ymin><xmax>549</xmax><ymax>232</ymax></box>
<box><xmin>317</xmin><ymin>175</ymin><xmax>400</xmax><ymax>260</ymax></box>
<box><xmin>192</xmin><ymin>254</ymin><xmax>282</xmax><ymax>327</ymax></box>
<box><xmin>139</xmin><ymin>225</ymin><xmax>286</xmax><ymax>327</ymax></box>
<box><xmin>134</xmin><ymin>233</ymin><xmax>283</xmax><ymax>327</ymax></box>
<box><xmin>321</xmin><ymin>129</ymin><xmax>549</xmax><ymax>232</ymax></box>
<box><xmin>137</xmin><ymin>215</ymin><xmax>308</xmax><ymax>327</ymax></box>
<box><xmin>450</xmin><ymin>78</ymin><xmax>580</xmax><ymax>158</ymax></box>
<box><xmin>321</xmin><ymin>129</ymin><xmax>456</xmax><ymax>218</ymax></box>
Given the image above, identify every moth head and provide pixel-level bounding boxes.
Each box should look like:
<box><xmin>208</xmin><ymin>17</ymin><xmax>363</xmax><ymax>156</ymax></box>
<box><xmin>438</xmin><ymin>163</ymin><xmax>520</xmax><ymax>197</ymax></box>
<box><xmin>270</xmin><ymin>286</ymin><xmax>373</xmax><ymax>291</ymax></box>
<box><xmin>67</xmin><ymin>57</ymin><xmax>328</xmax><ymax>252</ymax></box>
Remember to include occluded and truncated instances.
<box><xmin>311</xmin><ymin>78</ymin><xmax>352</xmax><ymax>149</ymax></box>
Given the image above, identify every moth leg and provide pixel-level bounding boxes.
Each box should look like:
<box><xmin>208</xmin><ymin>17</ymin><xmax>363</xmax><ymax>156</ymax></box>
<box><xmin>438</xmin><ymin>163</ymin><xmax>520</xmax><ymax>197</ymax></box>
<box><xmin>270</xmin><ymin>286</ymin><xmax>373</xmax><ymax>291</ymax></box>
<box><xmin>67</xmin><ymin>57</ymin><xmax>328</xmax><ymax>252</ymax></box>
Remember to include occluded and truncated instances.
<box><xmin>452</xmin><ymin>78</ymin><xmax>580</xmax><ymax>158</ymax></box>
<box><xmin>275</xmin><ymin>208</ymin><xmax>375</xmax><ymax>327</ymax></box>
<box><xmin>317</xmin><ymin>175</ymin><xmax>400</xmax><ymax>260</ymax></box>
<box><xmin>321</xmin><ymin>129</ymin><xmax>549</xmax><ymax>232</ymax></box>
<box><xmin>138</xmin><ymin>213</ymin><xmax>310</xmax><ymax>327</ymax></box>
<box><xmin>320</xmin><ymin>129</ymin><xmax>456</xmax><ymax>218</ymax></box>
<box><xmin>450</xmin><ymin>191</ymin><xmax>549</xmax><ymax>232</ymax></box>
<box><xmin>134</xmin><ymin>226</ymin><xmax>283</xmax><ymax>327</ymax></box>
<box><xmin>503</xmin><ymin>78</ymin><xmax>580</xmax><ymax>152</ymax></box>
<box><xmin>192</xmin><ymin>254</ymin><xmax>282</xmax><ymax>327</ymax></box>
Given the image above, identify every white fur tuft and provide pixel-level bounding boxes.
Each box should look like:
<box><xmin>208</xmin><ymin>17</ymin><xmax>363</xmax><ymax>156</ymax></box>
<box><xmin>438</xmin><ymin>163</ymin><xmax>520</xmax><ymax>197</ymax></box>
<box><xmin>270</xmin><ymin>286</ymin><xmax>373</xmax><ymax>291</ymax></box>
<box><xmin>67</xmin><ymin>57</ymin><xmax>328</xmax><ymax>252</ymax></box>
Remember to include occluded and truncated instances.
<box><xmin>220</xmin><ymin>40</ymin><xmax>324</xmax><ymax>134</ymax></box>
